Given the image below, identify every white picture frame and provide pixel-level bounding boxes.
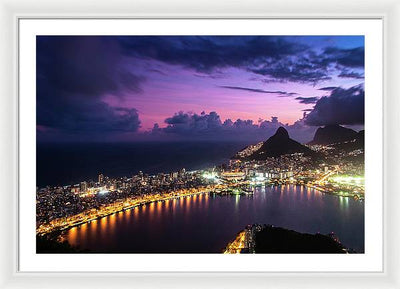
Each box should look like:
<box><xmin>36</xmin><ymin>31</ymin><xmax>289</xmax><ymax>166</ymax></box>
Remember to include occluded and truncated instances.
<box><xmin>1</xmin><ymin>0</ymin><xmax>399</xmax><ymax>288</ymax></box>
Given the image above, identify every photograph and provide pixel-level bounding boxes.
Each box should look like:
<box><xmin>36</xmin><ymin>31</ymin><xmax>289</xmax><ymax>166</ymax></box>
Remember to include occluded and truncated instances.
<box><xmin>35</xmin><ymin>35</ymin><xmax>365</xmax><ymax>254</ymax></box>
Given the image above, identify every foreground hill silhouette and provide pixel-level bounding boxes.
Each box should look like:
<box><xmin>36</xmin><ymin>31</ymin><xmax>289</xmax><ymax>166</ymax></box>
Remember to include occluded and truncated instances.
<box><xmin>238</xmin><ymin>127</ymin><xmax>315</xmax><ymax>160</ymax></box>
<box><xmin>254</xmin><ymin>226</ymin><xmax>347</xmax><ymax>253</ymax></box>
<box><xmin>37</xmin><ymin>235</ymin><xmax>90</xmax><ymax>253</ymax></box>
<box><xmin>308</xmin><ymin>124</ymin><xmax>358</xmax><ymax>145</ymax></box>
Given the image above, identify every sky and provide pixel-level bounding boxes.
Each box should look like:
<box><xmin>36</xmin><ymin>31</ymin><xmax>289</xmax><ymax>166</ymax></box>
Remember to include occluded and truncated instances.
<box><xmin>36</xmin><ymin>36</ymin><xmax>365</xmax><ymax>143</ymax></box>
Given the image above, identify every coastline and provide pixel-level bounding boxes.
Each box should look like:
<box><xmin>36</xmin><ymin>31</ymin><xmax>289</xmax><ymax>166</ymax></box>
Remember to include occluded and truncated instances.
<box><xmin>37</xmin><ymin>180</ymin><xmax>363</xmax><ymax>237</ymax></box>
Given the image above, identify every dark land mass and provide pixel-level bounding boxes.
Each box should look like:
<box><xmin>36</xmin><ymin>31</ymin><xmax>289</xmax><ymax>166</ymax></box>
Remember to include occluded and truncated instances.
<box><xmin>239</xmin><ymin>127</ymin><xmax>318</xmax><ymax>160</ymax></box>
<box><xmin>254</xmin><ymin>226</ymin><xmax>347</xmax><ymax>253</ymax></box>
<box><xmin>330</xmin><ymin>130</ymin><xmax>364</xmax><ymax>152</ymax></box>
<box><xmin>327</xmin><ymin>130</ymin><xmax>364</xmax><ymax>166</ymax></box>
<box><xmin>308</xmin><ymin>124</ymin><xmax>359</xmax><ymax>145</ymax></box>
<box><xmin>37</xmin><ymin>235</ymin><xmax>90</xmax><ymax>253</ymax></box>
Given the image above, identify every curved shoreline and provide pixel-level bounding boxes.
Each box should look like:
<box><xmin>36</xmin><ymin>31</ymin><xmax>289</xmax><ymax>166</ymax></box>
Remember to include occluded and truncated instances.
<box><xmin>37</xmin><ymin>181</ymin><xmax>363</xmax><ymax>236</ymax></box>
<box><xmin>37</xmin><ymin>189</ymin><xmax>214</xmax><ymax>236</ymax></box>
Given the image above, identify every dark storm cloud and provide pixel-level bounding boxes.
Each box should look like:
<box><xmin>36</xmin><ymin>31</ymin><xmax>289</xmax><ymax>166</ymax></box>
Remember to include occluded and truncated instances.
<box><xmin>219</xmin><ymin>86</ymin><xmax>298</xmax><ymax>96</ymax></box>
<box><xmin>117</xmin><ymin>36</ymin><xmax>307</xmax><ymax>74</ymax></box>
<box><xmin>338</xmin><ymin>71</ymin><xmax>364</xmax><ymax>79</ymax></box>
<box><xmin>118</xmin><ymin>71</ymin><xmax>146</xmax><ymax>93</ymax></box>
<box><xmin>295</xmin><ymin>96</ymin><xmax>319</xmax><ymax>104</ymax></box>
<box><xmin>37</xmin><ymin>36</ymin><xmax>144</xmax><ymax>134</ymax></box>
<box><xmin>248</xmin><ymin>50</ymin><xmax>333</xmax><ymax>84</ymax></box>
<box><xmin>147</xmin><ymin>68</ymin><xmax>168</xmax><ymax>76</ymax></box>
<box><xmin>248</xmin><ymin>46</ymin><xmax>364</xmax><ymax>84</ymax></box>
<box><xmin>323</xmin><ymin>46</ymin><xmax>364</xmax><ymax>68</ymax></box>
<box><xmin>164</xmin><ymin>111</ymin><xmax>223</xmax><ymax>134</ymax></box>
<box><xmin>37</xmin><ymin>82</ymin><xmax>141</xmax><ymax>133</ymax></box>
<box><xmin>318</xmin><ymin>86</ymin><xmax>338</xmax><ymax>91</ymax></box>
<box><xmin>304</xmin><ymin>84</ymin><xmax>364</xmax><ymax>126</ymax></box>
<box><xmin>116</xmin><ymin>36</ymin><xmax>364</xmax><ymax>84</ymax></box>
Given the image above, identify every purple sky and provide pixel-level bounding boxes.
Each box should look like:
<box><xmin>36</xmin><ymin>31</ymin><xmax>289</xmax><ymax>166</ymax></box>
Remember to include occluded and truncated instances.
<box><xmin>37</xmin><ymin>36</ymin><xmax>365</xmax><ymax>143</ymax></box>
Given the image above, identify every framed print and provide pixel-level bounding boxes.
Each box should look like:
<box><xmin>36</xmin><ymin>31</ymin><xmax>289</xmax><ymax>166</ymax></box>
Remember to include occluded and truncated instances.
<box><xmin>19</xmin><ymin>17</ymin><xmax>382</xmax><ymax>271</ymax></box>
<box><xmin>0</xmin><ymin>0</ymin><xmax>399</xmax><ymax>288</ymax></box>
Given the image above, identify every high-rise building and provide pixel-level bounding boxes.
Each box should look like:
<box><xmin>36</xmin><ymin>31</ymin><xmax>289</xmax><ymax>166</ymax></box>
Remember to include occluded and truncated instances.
<box><xmin>98</xmin><ymin>173</ymin><xmax>104</xmax><ymax>184</ymax></box>
<box><xmin>80</xmin><ymin>181</ymin><xmax>87</xmax><ymax>193</ymax></box>
<box><xmin>138</xmin><ymin>171</ymin><xmax>144</xmax><ymax>181</ymax></box>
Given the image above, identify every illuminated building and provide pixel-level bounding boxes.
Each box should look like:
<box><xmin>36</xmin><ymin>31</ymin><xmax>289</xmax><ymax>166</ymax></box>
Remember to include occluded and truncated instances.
<box><xmin>70</xmin><ymin>187</ymin><xmax>80</xmax><ymax>194</ymax></box>
<box><xmin>220</xmin><ymin>171</ymin><xmax>246</xmax><ymax>182</ymax></box>
<box><xmin>80</xmin><ymin>181</ymin><xmax>87</xmax><ymax>193</ymax></box>
<box><xmin>180</xmin><ymin>168</ymin><xmax>186</xmax><ymax>177</ymax></box>
<box><xmin>98</xmin><ymin>173</ymin><xmax>104</xmax><ymax>184</ymax></box>
<box><xmin>138</xmin><ymin>171</ymin><xmax>144</xmax><ymax>181</ymax></box>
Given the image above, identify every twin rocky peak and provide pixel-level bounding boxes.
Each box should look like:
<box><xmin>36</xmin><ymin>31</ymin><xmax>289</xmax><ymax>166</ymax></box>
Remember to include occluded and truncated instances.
<box><xmin>236</xmin><ymin>124</ymin><xmax>364</xmax><ymax>160</ymax></box>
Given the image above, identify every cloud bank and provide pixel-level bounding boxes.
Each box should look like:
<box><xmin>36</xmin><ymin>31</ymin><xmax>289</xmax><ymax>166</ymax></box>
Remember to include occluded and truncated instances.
<box><xmin>117</xmin><ymin>36</ymin><xmax>364</xmax><ymax>84</ymax></box>
<box><xmin>305</xmin><ymin>84</ymin><xmax>365</xmax><ymax>126</ymax></box>
<box><xmin>148</xmin><ymin>111</ymin><xmax>317</xmax><ymax>143</ymax></box>
<box><xmin>37</xmin><ymin>36</ymin><xmax>144</xmax><ymax>135</ymax></box>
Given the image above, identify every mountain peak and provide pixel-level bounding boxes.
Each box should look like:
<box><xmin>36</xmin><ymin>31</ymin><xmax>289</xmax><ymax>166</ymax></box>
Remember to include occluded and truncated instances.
<box><xmin>237</xmin><ymin>126</ymin><xmax>315</xmax><ymax>160</ymax></box>
<box><xmin>324</xmin><ymin>124</ymin><xmax>341</xmax><ymax>129</ymax></box>
<box><xmin>273</xmin><ymin>126</ymin><xmax>289</xmax><ymax>139</ymax></box>
<box><xmin>308</xmin><ymin>125</ymin><xmax>357</xmax><ymax>145</ymax></box>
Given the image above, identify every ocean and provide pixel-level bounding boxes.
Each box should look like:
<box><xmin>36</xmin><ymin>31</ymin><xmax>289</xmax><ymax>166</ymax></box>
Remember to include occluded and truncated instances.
<box><xmin>36</xmin><ymin>141</ymin><xmax>250</xmax><ymax>187</ymax></box>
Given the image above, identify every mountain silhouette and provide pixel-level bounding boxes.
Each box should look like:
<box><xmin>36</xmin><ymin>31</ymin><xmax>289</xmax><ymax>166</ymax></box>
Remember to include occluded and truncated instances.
<box><xmin>330</xmin><ymin>129</ymin><xmax>364</xmax><ymax>152</ymax></box>
<box><xmin>241</xmin><ymin>127</ymin><xmax>315</xmax><ymax>160</ymax></box>
<box><xmin>308</xmin><ymin>124</ymin><xmax>358</xmax><ymax>145</ymax></box>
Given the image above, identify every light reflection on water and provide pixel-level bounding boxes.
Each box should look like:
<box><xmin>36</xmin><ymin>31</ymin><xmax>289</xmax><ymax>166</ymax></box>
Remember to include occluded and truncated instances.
<box><xmin>64</xmin><ymin>185</ymin><xmax>364</xmax><ymax>253</ymax></box>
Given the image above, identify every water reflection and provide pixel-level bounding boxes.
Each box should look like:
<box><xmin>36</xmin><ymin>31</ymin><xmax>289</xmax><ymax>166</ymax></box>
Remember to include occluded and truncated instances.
<box><xmin>65</xmin><ymin>185</ymin><xmax>364</xmax><ymax>253</ymax></box>
<box><xmin>100</xmin><ymin>216</ymin><xmax>108</xmax><ymax>233</ymax></box>
<box><xmin>149</xmin><ymin>202</ymin><xmax>155</xmax><ymax>221</ymax></box>
<box><xmin>109</xmin><ymin>214</ymin><xmax>116</xmax><ymax>234</ymax></box>
<box><xmin>235</xmin><ymin>194</ymin><xmax>240</xmax><ymax>210</ymax></box>
<box><xmin>68</xmin><ymin>227</ymin><xmax>77</xmax><ymax>244</ymax></box>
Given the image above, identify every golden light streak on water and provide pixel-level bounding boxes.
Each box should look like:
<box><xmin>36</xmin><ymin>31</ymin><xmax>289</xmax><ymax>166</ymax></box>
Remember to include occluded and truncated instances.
<box><xmin>109</xmin><ymin>213</ymin><xmax>116</xmax><ymax>231</ymax></box>
<box><xmin>81</xmin><ymin>223</ymin><xmax>87</xmax><ymax>234</ymax></box>
<box><xmin>203</xmin><ymin>193</ymin><xmax>209</xmax><ymax>209</ymax></box>
<box><xmin>100</xmin><ymin>216</ymin><xmax>108</xmax><ymax>231</ymax></box>
<box><xmin>185</xmin><ymin>196</ymin><xmax>191</xmax><ymax>213</ymax></box>
<box><xmin>90</xmin><ymin>219</ymin><xmax>98</xmax><ymax>232</ymax></box>
<box><xmin>132</xmin><ymin>206</ymin><xmax>138</xmax><ymax>219</ymax></box>
<box><xmin>68</xmin><ymin>227</ymin><xmax>77</xmax><ymax>245</ymax></box>
<box><xmin>157</xmin><ymin>201</ymin><xmax>162</xmax><ymax>210</ymax></box>
<box><xmin>149</xmin><ymin>202</ymin><xmax>155</xmax><ymax>214</ymax></box>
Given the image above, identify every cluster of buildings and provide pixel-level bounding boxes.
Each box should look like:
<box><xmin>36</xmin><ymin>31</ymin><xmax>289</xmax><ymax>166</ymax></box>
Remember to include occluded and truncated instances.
<box><xmin>37</xmin><ymin>141</ymin><xmax>365</xmax><ymax>230</ymax></box>
<box><xmin>212</xmin><ymin>153</ymin><xmax>316</xmax><ymax>185</ymax></box>
<box><xmin>235</xmin><ymin>142</ymin><xmax>264</xmax><ymax>158</ymax></box>
<box><xmin>36</xmin><ymin>169</ymin><xmax>204</xmax><ymax>226</ymax></box>
<box><xmin>223</xmin><ymin>224</ymin><xmax>269</xmax><ymax>254</ymax></box>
